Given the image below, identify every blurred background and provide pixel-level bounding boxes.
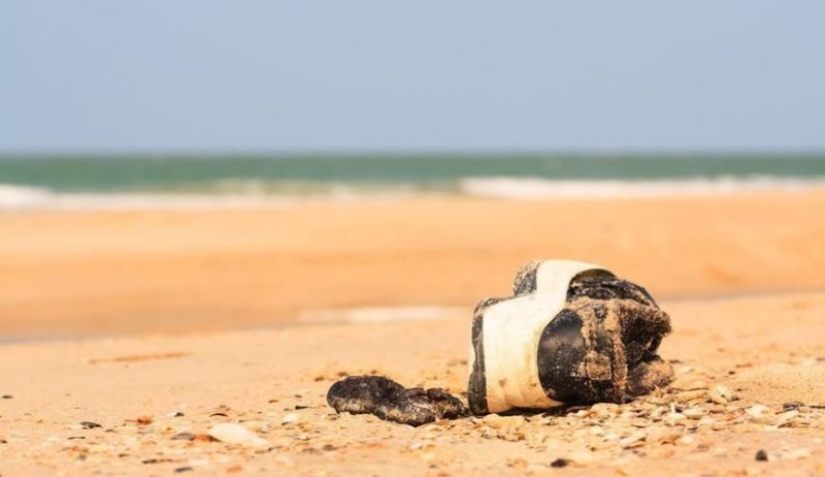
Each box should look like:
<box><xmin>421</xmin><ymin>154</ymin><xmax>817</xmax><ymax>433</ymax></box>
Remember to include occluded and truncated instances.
<box><xmin>1</xmin><ymin>1</ymin><xmax>824</xmax><ymax>340</ymax></box>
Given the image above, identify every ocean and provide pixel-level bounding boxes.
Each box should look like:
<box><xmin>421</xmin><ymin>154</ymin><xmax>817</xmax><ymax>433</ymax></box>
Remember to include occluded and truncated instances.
<box><xmin>1</xmin><ymin>153</ymin><xmax>824</xmax><ymax>210</ymax></box>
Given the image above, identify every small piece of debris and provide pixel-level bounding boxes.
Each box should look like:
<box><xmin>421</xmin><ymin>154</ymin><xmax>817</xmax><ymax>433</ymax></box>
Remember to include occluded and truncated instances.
<box><xmin>136</xmin><ymin>415</ymin><xmax>153</xmax><ymax>425</ymax></box>
<box><xmin>174</xmin><ymin>466</ymin><xmax>194</xmax><ymax>473</ymax></box>
<box><xmin>783</xmin><ymin>401</ymin><xmax>804</xmax><ymax>412</ymax></box>
<box><xmin>169</xmin><ymin>412</ymin><xmax>185</xmax><ymax>418</ymax></box>
<box><xmin>550</xmin><ymin>458</ymin><xmax>570</xmax><ymax>468</ymax></box>
<box><xmin>327</xmin><ymin>375</ymin><xmax>468</xmax><ymax>426</ymax></box>
<box><xmin>80</xmin><ymin>421</ymin><xmax>102</xmax><ymax>429</ymax></box>
<box><xmin>1</xmin><ymin>395</ymin><xmax>12</xmax><ymax>399</ymax></box>
<box><xmin>755</xmin><ymin>449</ymin><xmax>769</xmax><ymax>462</ymax></box>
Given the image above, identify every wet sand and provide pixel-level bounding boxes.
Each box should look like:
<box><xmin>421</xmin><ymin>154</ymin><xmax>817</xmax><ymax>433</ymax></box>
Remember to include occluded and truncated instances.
<box><xmin>1</xmin><ymin>190</ymin><xmax>825</xmax><ymax>475</ymax></box>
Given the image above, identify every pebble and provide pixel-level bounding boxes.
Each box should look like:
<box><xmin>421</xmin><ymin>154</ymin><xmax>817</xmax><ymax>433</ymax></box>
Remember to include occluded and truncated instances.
<box><xmin>774</xmin><ymin>410</ymin><xmax>800</xmax><ymax>427</ymax></box>
<box><xmin>746</xmin><ymin>405</ymin><xmax>770</xmax><ymax>421</ymax></box>
<box><xmin>755</xmin><ymin>449</ymin><xmax>768</xmax><ymax>461</ymax></box>
<box><xmin>664</xmin><ymin>412</ymin><xmax>687</xmax><ymax>426</ymax></box>
<box><xmin>207</xmin><ymin>423</ymin><xmax>269</xmax><ymax>447</ymax></box>
<box><xmin>171</xmin><ymin>432</ymin><xmax>197</xmax><ymax>441</ymax></box>
<box><xmin>682</xmin><ymin>408</ymin><xmax>706</xmax><ymax>419</ymax></box>
<box><xmin>707</xmin><ymin>391</ymin><xmax>728</xmax><ymax>405</ymax></box>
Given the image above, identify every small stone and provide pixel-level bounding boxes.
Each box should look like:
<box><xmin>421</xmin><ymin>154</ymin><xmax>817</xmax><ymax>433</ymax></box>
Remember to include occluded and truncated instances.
<box><xmin>755</xmin><ymin>449</ymin><xmax>768</xmax><ymax>461</ymax></box>
<box><xmin>697</xmin><ymin>416</ymin><xmax>716</xmax><ymax>428</ymax></box>
<box><xmin>281</xmin><ymin>414</ymin><xmax>299</xmax><ymax>425</ymax></box>
<box><xmin>619</xmin><ymin>432</ymin><xmax>646</xmax><ymax>448</ymax></box>
<box><xmin>682</xmin><ymin>408</ymin><xmax>705</xmax><ymax>419</ymax></box>
<box><xmin>169</xmin><ymin>412</ymin><xmax>185</xmax><ymax>418</ymax></box>
<box><xmin>714</xmin><ymin>386</ymin><xmax>733</xmax><ymax>400</ymax></box>
<box><xmin>630</xmin><ymin>418</ymin><xmax>651</xmax><ymax>428</ymax></box>
<box><xmin>1</xmin><ymin>394</ymin><xmax>12</xmax><ymax>399</ymax></box>
<box><xmin>783</xmin><ymin>401</ymin><xmax>804</xmax><ymax>412</ymax></box>
<box><xmin>550</xmin><ymin>458</ymin><xmax>570</xmax><ymax>468</ymax></box>
<box><xmin>673</xmin><ymin>390</ymin><xmax>707</xmax><ymax>403</ymax></box>
<box><xmin>746</xmin><ymin>405</ymin><xmax>771</xmax><ymax>423</ymax></box>
<box><xmin>774</xmin><ymin>410</ymin><xmax>800</xmax><ymax>427</ymax></box>
<box><xmin>174</xmin><ymin>467</ymin><xmax>194</xmax><ymax>473</ymax></box>
<box><xmin>664</xmin><ymin>412</ymin><xmax>687</xmax><ymax>426</ymax></box>
<box><xmin>208</xmin><ymin>423</ymin><xmax>269</xmax><ymax>447</ymax></box>
<box><xmin>676</xmin><ymin>435</ymin><xmax>695</xmax><ymax>446</ymax></box>
<box><xmin>171</xmin><ymin>432</ymin><xmax>197</xmax><ymax>441</ymax></box>
<box><xmin>80</xmin><ymin>421</ymin><xmax>102</xmax><ymax>429</ymax></box>
<box><xmin>136</xmin><ymin>415</ymin><xmax>153</xmax><ymax>425</ymax></box>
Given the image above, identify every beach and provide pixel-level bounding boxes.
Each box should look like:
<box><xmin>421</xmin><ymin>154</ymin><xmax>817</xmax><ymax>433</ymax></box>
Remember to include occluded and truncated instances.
<box><xmin>2</xmin><ymin>189</ymin><xmax>825</xmax><ymax>475</ymax></box>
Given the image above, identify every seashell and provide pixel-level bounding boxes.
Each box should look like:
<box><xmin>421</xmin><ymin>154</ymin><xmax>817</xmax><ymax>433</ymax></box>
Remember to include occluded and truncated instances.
<box><xmin>468</xmin><ymin>260</ymin><xmax>673</xmax><ymax>415</ymax></box>
<box><xmin>207</xmin><ymin>423</ymin><xmax>269</xmax><ymax>447</ymax></box>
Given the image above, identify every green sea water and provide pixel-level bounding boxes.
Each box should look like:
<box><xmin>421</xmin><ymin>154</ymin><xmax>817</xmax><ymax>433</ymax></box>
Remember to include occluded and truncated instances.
<box><xmin>1</xmin><ymin>153</ymin><xmax>824</xmax><ymax>209</ymax></box>
<box><xmin>1</xmin><ymin>153</ymin><xmax>824</xmax><ymax>193</ymax></box>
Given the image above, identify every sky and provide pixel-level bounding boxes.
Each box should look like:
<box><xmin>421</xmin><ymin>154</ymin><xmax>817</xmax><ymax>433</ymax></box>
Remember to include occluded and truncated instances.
<box><xmin>1</xmin><ymin>1</ymin><xmax>824</xmax><ymax>153</ymax></box>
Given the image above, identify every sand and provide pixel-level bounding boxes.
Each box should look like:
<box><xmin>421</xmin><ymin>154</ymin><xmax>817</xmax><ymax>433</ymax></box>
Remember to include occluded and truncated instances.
<box><xmin>1</xmin><ymin>190</ymin><xmax>825</xmax><ymax>476</ymax></box>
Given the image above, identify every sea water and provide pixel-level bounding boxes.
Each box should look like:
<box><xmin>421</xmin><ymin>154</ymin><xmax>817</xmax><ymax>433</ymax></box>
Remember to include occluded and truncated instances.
<box><xmin>1</xmin><ymin>153</ymin><xmax>824</xmax><ymax>210</ymax></box>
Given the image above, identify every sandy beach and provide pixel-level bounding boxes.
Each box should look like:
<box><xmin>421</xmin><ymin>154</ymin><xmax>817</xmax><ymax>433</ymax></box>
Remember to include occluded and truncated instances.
<box><xmin>2</xmin><ymin>190</ymin><xmax>825</xmax><ymax>476</ymax></box>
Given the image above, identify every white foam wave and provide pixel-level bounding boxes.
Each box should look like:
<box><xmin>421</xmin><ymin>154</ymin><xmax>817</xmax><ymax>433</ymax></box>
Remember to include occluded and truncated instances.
<box><xmin>0</xmin><ymin>179</ymin><xmax>433</xmax><ymax>211</ymax></box>
<box><xmin>0</xmin><ymin>184</ymin><xmax>300</xmax><ymax>211</ymax></box>
<box><xmin>458</xmin><ymin>176</ymin><xmax>825</xmax><ymax>199</ymax></box>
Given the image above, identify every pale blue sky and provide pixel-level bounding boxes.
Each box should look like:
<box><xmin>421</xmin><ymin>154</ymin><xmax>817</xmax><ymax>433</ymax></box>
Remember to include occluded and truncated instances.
<box><xmin>1</xmin><ymin>1</ymin><xmax>823</xmax><ymax>153</ymax></box>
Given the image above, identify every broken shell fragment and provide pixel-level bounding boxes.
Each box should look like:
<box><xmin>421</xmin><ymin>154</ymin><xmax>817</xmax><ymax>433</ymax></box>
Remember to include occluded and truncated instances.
<box><xmin>207</xmin><ymin>423</ymin><xmax>269</xmax><ymax>447</ymax></box>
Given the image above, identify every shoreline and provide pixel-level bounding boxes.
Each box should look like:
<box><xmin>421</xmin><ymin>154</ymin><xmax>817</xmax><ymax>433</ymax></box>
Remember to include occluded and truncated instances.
<box><xmin>3</xmin><ymin>178</ymin><xmax>825</xmax><ymax>212</ymax></box>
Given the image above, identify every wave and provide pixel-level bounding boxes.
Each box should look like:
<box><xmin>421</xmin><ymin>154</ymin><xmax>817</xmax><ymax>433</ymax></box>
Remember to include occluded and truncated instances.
<box><xmin>0</xmin><ymin>184</ymin><xmax>292</xmax><ymax>211</ymax></box>
<box><xmin>2</xmin><ymin>176</ymin><xmax>825</xmax><ymax>211</ymax></box>
<box><xmin>0</xmin><ymin>182</ymin><xmax>423</xmax><ymax>211</ymax></box>
<box><xmin>457</xmin><ymin>175</ymin><xmax>825</xmax><ymax>199</ymax></box>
